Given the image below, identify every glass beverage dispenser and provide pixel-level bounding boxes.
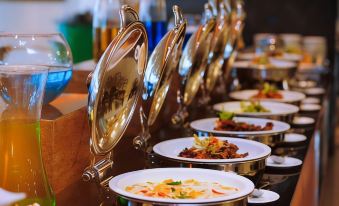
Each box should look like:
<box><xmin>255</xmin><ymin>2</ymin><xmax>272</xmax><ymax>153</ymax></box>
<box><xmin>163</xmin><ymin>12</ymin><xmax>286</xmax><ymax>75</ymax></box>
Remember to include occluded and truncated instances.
<box><xmin>0</xmin><ymin>65</ymin><xmax>55</xmax><ymax>205</ymax></box>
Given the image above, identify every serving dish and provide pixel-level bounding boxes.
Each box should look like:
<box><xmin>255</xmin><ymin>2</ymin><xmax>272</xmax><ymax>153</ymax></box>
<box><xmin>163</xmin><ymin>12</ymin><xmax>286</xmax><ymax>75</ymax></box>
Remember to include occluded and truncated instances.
<box><xmin>190</xmin><ymin>117</ymin><xmax>290</xmax><ymax>146</ymax></box>
<box><xmin>229</xmin><ymin>89</ymin><xmax>305</xmax><ymax>104</ymax></box>
<box><xmin>153</xmin><ymin>137</ymin><xmax>271</xmax><ymax>164</ymax></box>
<box><xmin>152</xmin><ymin>137</ymin><xmax>270</xmax><ymax>184</ymax></box>
<box><xmin>109</xmin><ymin>168</ymin><xmax>254</xmax><ymax>206</ymax></box>
<box><xmin>213</xmin><ymin>101</ymin><xmax>299</xmax><ymax>123</ymax></box>
<box><xmin>237</xmin><ymin>52</ymin><xmax>302</xmax><ymax>62</ymax></box>
<box><xmin>248</xmin><ymin>189</ymin><xmax>280</xmax><ymax>204</ymax></box>
<box><xmin>266</xmin><ymin>156</ymin><xmax>302</xmax><ymax>168</ymax></box>
<box><xmin>231</xmin><ymin>60</ymin><xmax>297</xmax><ymax>82</ymax></box>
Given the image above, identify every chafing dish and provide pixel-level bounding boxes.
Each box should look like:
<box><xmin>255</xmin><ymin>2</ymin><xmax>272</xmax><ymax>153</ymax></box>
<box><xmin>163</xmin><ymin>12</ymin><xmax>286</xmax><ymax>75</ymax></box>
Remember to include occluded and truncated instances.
<box><xmin>133</xmin><ymin>5</ymin><xmax>186</xmax><ymax>152</ymax></box>
<box><xmin>82</xmin><ymin>5</ymin><xmax>148</xmax><ymax>201</ymax></box>
<box><xmin>190</xmin><ymin>117</ymin><xmax>290</xmax><ymax>146</ymax></box>
<box><xmin>213</xmin><ymin>101</ymin><xmax>299</xmax><ymax>124</ymax></box>
<box><xmin>172</xmin><ymin>3</ymin><xmax>216</xmax><ymax>125</ymax></box>
<box><xmin>82</xmin><ymin>5</ymin><xmax>254</xmax><ymax>206</ymax></box>
<box><xmin>199</xmin><ymin>1</ymin><xmax>231</xmax><ymax>105</ymax></box>
<box><xmin>109</xmin><ymin>168</ymin><xmax>254</xmax><ymax>206</ymax></box>
<box><xmin>229</xmin><ymin>89</ymin><xmax>306</xmax><ymax>105</ymax></box>
<box><xmin>232</xmin><ymin>60</ymin><xmax>297</xmax><ymax>90</ymax></box>
<box><xmin>152</xmin><ymin>137</ymin><xmax>271</xmax><ymax>186</ymax></box>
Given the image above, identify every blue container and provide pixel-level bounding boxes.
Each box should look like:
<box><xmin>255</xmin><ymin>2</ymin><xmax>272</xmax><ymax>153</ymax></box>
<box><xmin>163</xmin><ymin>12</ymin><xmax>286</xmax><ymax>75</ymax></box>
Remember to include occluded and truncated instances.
<box><xmin>44</xmin><ymin>67</ymin><xmax>73</xmax><ymax>103</ymax></box>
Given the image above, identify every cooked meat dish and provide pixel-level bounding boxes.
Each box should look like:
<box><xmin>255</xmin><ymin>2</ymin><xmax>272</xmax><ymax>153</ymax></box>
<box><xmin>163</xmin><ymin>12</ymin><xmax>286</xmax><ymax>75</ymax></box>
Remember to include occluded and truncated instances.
<box><xmin>179</xmin><ymin>135</ymin><xmax>248</xmax><ymax>159</ymax></box>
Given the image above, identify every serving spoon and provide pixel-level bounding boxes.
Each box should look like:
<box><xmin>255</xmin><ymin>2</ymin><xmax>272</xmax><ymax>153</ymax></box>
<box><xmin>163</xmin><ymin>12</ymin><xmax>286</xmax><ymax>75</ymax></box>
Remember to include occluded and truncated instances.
<box><xmin>270</xmin><ymin>155</ymin><xmax>286</xmax><ymax>164</ymax></box>
<box><xmin>251</xmin><ymin>181</ymin><xmax>270</xmax><ymax>198</ymax></box>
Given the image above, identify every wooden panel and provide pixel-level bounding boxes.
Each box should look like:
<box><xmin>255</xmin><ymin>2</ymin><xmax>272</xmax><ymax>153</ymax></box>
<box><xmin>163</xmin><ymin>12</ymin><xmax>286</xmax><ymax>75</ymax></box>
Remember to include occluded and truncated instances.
<box><xmin>290</xmin><ymin>136</ymin><xmax>318</xmax><ymax>206</ymax></box>
<box><xmin>38</xmin><ymin>69</ymin><xmax>181</xmax><ymax>193</ymax></box>
<box><xmin>40</xmin><ymin>94</ymin><xmax>91</xmax><ymax>193</ymax></box>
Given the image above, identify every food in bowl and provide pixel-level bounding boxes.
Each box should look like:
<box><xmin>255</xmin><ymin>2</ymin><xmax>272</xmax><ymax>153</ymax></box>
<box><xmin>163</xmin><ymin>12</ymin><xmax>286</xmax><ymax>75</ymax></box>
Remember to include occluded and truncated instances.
<box><xmin>125</xmin><ymin>179</ymin><xmax>239</xmax><ymax>199</ymax></box>
<box><xmin>251</xmin><ymin>83</ymin><xmax>283</xmax><ymax>99</ymax></box>
<box><xmin>178</xmin><ymin>135</ymin><xmax>248</xmax><ymax>159</ymax></box>
<box><xmin>214</xmin><ymin>112</ymin><xmax>274</xmax><ymax>132</ymax></box>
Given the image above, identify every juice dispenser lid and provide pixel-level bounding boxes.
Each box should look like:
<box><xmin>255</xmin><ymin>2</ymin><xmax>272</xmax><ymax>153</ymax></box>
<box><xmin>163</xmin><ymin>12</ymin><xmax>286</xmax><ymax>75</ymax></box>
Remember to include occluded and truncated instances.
<box><xmin>87</xmin><ymin>5</ymin><xmax>148</xmax><ymax>155</ymax></box>
<box><xmin>142</xmin><ymin>5</ymin><xmax>186</xmax><ymax>126</ymax></box>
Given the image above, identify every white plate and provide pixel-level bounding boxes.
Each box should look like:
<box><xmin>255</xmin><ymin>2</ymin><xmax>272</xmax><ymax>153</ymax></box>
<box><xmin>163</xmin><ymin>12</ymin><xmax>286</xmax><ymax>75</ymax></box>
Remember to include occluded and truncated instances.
<box><xmin>302</xmin><ymin>97</ymin><xmax>320</xmax><ymax>104</ymax></box>
<box><xmin>292</xmin><ymin>116</ymin><xmax>315</xmax><ymax>125</ymax></box>
<box><xmin>304</xmin><ymin>87</ymin><xmax>325</xmax><ymax>95</ymax></box>
<box><xmin>213</xmin><ymin>101</ymin><xmax>299</xmax><ymax>117</ymax></box>
<box><xmin>237</xmin><ymin>52</ymin><xmax>302</xmax><ymax>62</ymax></box>
<box><xmin>279</xmin><ymin>53</ymin><xmax>302</xmax><ymax>62</ymax></box>
<box><xmin>109</xmin><ymin>168</ymin><xmax>254</xmax><ymax>204</ymax></box>
<box><xmin>153</xmin><ymin>137</ymin><xmax>271</xmax><ymax>164</ymax></box>
<box><xmin>284</xmin><ymin>133</ymin><xmax>307</xmax><ymax>143</ymax></box>
<box><xmin>266</xmin><ymin>156</ymin><xmax>303</xmax><ymax>168</ymax></box>
<box><xmin>233</xmin><ymin>59</ymin><xmax>296</xmax><ymax>69</ymax></box>
<box><xmin>248</xmin><ymin>189</ymin><xmax>280</xmax><ymax>204</ymax></box>
<box><xmin>237</xmin><ymin>52</ymin><xmax>255</xmax><ymax>60</ymax></box>
<box><xmin>190</xmin><ymin>117</ymin><xmax>290</xmax><ymax>137</ymax></box>
<box><xmin>229</xmin><ymin>90</ymin><xmax>306</xmax><ymax>103</ymax></box>
<box><xmin>300</xmin><ymin>104</ymin><xmax>321</xmax><ymax>111</ymax></box>
<box><xmin>298</xmin><ymin>63</ymin><xmax>325</xmax><ymax>71</ymax></box>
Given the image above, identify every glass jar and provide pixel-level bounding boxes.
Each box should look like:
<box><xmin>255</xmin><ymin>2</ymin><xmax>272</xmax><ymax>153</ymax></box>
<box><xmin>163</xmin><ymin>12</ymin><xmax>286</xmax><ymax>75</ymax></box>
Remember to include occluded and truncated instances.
<box><xmin>0</xmin><ymin>65</ymin><xmax>55</xmax><ymax>206</ymax></box>
<box><xmin>139</xmin><ymin>0</ymin><xmax>167</xmax><ymax>52</ymax></box>
<box><xmin>92</xmin><ymin>0</ymin><xmax>121</xmax><ymax>62</ymax></box>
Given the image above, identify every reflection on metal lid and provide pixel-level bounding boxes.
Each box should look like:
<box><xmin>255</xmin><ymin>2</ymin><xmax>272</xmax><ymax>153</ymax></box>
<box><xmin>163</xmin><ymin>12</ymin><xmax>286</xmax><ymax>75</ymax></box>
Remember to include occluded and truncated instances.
<box><xmin>87</xmin><ymin>5</ymin><xmax>148</xmax><ymax>155</ymax></box>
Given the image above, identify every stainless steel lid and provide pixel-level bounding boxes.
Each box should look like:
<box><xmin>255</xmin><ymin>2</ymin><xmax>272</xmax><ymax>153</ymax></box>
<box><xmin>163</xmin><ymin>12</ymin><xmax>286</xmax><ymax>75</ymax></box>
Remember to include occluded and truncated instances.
<box><xmin>87</xmin><ymin>5</ymin><xmax>148</xmax><ymax>155</ymax></box>
<box><xmin>179</xmin><ymin>3</ymin><xmax>216</xmax><ymax>106</ymax></box>
<box><xmin>142</xmin><ymin>5</ymin><xmax>186</xmax><ymax>126</ymax></box>
<box><xmin>205</xmin><ymin>2</ymin><xmax>231</xmax><ymax>92</ymax></box>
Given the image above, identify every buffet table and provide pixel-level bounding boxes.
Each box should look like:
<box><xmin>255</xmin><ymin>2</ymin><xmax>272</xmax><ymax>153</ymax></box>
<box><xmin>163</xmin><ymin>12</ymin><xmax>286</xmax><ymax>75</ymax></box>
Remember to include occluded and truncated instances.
<box><xmin>41</xmin><ymin>82</ymin><xmax>326</xmax><ymax>205</ymax></box>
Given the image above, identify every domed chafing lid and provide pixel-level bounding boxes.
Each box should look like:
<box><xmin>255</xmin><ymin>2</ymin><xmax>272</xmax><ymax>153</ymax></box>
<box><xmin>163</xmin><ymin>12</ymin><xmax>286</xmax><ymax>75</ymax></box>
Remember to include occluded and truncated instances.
<box><xmin>87</xmin><ymin>5</ymin><xmax>148</xmax><ymax>155</ymax></box>
<box><xmin>142</xmin><ymin>5</ymin><xmax>186</xmax><ymax>126</ymax></box>
<box><xmin>177</xmin><ymin>3</ymin><xmax>215</xmax><ymax>104</ymax></box>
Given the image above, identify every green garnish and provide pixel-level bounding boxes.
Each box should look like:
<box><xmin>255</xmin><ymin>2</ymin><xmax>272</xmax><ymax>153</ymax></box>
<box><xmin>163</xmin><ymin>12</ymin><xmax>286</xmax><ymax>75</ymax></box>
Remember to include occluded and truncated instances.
<box><xmin>218</xmin><ymin>111</ymin><xmax>234</xmax><ymax>120</ymax></box>
<box><xmin>167</xmin><ymin>181</ymin><xmax>182</xmax><ymax>185</ymax></box>
<box><xmin>176</xmin><ymin>192</ymin><xmax>191</xmax><ymax>199</ymax></box>
<box><xmin>262</xmin><ymin>83</ymin><xmax>278</xmax><ymax>94</ymax></box>
<box><xmin>240</xmin><ymin>101</ymin><xmax>270</xmax><ymax>113</ymax></box>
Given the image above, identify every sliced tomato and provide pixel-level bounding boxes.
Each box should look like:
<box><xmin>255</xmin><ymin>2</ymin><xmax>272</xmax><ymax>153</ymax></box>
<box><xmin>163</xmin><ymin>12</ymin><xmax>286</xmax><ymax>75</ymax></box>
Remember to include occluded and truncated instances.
<box><xmin>212</xmin><ymin>189</ymin><xmax>225</xmax><ymax>194</ymax></box>
<box><xmin>158</xmin><ymin>192</ymin><xmax>167</xmax><ymax>197</ymax></box>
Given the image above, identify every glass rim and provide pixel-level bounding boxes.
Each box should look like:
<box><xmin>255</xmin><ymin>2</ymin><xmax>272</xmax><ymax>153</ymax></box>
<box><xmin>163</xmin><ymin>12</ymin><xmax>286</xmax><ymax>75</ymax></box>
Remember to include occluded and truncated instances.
<box><xmin>0</xmin><ymin>33</ymin><xmax>63</xmax><ymax>38</ymax></box>
<box><xmin>0</xmin><ymin>65</ymin><xmax>49</xmax><ymax>74</ymax></box>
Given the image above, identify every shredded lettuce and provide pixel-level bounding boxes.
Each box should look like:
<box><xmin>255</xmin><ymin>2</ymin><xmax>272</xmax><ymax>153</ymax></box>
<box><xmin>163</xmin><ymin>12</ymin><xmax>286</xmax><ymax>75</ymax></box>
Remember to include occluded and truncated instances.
<box><xmin>218</xmin><ymin>111</ymin><xmax>234</xmax><ymax>120</ymax></box>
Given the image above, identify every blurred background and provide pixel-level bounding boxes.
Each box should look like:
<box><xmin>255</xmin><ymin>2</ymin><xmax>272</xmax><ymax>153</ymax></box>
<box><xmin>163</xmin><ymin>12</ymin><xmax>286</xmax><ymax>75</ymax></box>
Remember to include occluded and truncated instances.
<box><xmin>0</xmin><ymin>0</ymin><xmax>336</xmax><ymax>62</ymax></box>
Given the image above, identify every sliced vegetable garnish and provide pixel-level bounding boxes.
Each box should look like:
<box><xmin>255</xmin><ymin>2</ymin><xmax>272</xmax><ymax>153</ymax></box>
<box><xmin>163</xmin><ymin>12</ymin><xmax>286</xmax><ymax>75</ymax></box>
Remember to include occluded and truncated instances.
<box><xmin>166</xmin><ymin>181</ymin><xmax>182</xmax><ymax>185</ymax></box>
<box><xmin>218</xmin><ymin>111</ymin><xmax>234</xmax><ymax>120</ymax></box>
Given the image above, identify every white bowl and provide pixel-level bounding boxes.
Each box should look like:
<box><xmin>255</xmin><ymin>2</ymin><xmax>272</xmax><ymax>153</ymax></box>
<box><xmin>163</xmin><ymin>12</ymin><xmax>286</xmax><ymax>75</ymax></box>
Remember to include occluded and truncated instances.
<box><xmin>153</xmin><ymin>137</ymin><xmax>271</xmax><ymax>164</ymax></box>
<box><xmin>233</xmin><ymin>59</ymin><xmax>297</xmax><ymax>69</ymax></box>
<box><xmin>300</xmin><ymin>104</ymin><xmax>321</xmax><ymax>111</ymax></box>
<box><xmin>301</xmin><ymin>97</ymin><xmax>320</xmax><ymax>104</ymax></box>
<box><xmin>190</xmin><ymin>117</ymin><xmax>290</xmax><ymax>137</ymax></box>
<box><xmin>229</xmin><ymin>90</ymin><xmax>305</xmax><ymax>103</ymax></box>
<box><xmin>109</xmin><ymin>168</ymin><xmax>254</xmax><ymax>204</ymax></box>
<box><xmin>284</xmin><ymin>133</ymin><xmax>307</xmax><ymax>143</ymax></box>
<box><xmin>304</xmin><ymin>87</ymin><xmax>325</xmax><ymax>95</ymax></box>
<box><xmin>213</xmin><ymin>101</ymin><xmax>299</xmax><ymax>117</ymax></box>
<box><xmin>236</xmin><ymin>52</ymin><xmax>302</xmax><ymax>62</ymax></box>
<box><xmin>292</xmin><ymin>116</ymin><xmax>315</xmax><ymax>125</ymax></box>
